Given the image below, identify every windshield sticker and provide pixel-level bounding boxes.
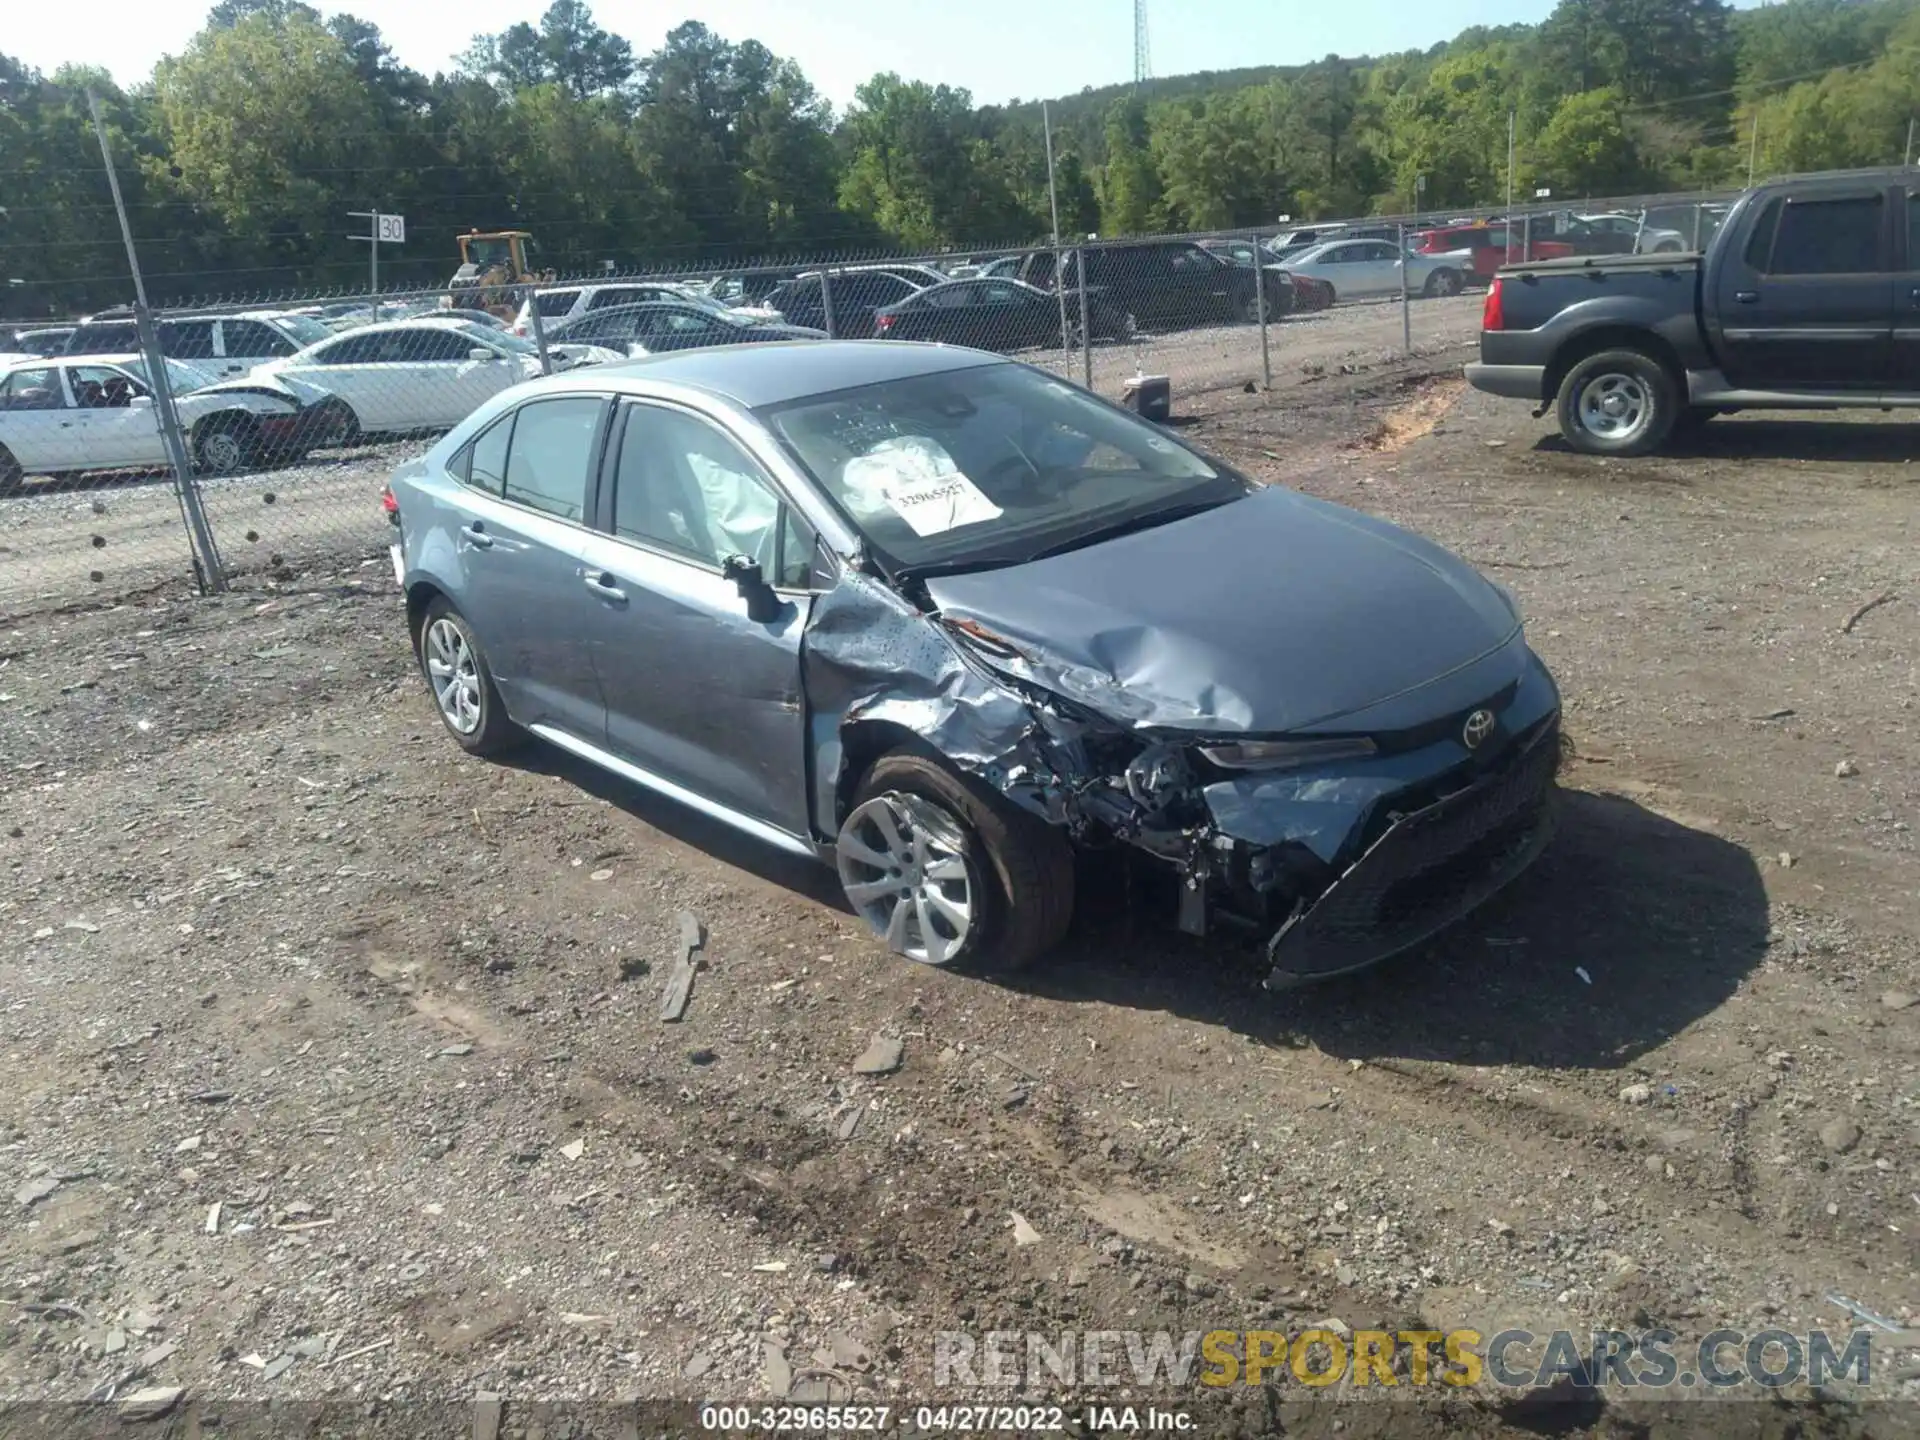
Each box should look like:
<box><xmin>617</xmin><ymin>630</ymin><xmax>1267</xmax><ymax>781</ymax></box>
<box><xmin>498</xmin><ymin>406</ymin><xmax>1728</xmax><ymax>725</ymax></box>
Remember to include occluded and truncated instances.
<box><xmin>843</xmin><ymin>437</ymin><xmax>1004</xmax><ymax>537</ymax></box>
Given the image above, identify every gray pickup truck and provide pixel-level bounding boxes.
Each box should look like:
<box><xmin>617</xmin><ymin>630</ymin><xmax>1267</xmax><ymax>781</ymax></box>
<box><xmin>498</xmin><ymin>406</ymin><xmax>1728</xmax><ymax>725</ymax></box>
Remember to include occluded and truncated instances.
<box><xmin>1465</xmin><ymin>167</ymin><xmax>1918</xmax><ymax>455</ymax></box>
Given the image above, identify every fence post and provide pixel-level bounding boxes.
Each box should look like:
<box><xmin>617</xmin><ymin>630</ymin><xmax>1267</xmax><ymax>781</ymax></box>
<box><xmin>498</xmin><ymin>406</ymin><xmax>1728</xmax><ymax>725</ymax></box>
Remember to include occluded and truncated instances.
<box><xmin>1054</xmin><ymin>249</ymin><xmax>1071</xmax><ymax>361</ymax></box>
<box><xmin>1692</xmin><ymin>204</ymin><xmax>1703</xmax><ymax>251</ymax></box>
<box><xmin>820</xmin><ymin>268</ymin><xmax>838</xmax><ymax>339</ymax></box>
<box><xmin>1076</xmin><ymin>245</ymin><xmax>1092</xmax><ymax>389</ymax></box>
<box><xmin>525</xmin><ymin>284</ymin><xmax>554</xmax><ymax>376</ymax></box>
<box><xmin>1251</xmin><ymin>226</ymin><xmax>1271</xmax><ymax>391</ymax></box>
<box><xmin>88</xmin><ymin>90</ymin><xmax>225</xmax><ymax>595</ymax></box>
<box><xmin>1398</xmin><ymin>222</ymin><xmax>1412</xmax><ymax>356</ymax></box>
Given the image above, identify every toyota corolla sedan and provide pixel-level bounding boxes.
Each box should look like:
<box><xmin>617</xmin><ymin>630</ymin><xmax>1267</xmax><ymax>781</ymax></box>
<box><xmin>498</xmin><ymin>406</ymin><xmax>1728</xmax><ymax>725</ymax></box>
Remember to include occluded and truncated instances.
<box><xmin>385</xmin><ymin>342</ymin><xmax>1560</xmax><ymax>986</ymax></box>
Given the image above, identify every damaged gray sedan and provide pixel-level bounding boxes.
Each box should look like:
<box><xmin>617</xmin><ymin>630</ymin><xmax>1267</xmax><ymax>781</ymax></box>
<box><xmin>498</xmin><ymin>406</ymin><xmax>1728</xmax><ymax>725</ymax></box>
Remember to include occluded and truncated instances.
<box><xmin>386</xmin><ymin>342</ymin><xmax>1560</xmax><ymax>986</ymax></box>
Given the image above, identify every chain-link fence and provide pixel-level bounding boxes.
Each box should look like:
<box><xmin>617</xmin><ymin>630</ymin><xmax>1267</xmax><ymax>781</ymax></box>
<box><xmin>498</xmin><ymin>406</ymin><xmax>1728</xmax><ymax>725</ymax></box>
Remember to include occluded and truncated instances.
<box><xmin>0</xmin><ymin>186</ymin><xmax>1742</xmax><ymax>614</ymax></box>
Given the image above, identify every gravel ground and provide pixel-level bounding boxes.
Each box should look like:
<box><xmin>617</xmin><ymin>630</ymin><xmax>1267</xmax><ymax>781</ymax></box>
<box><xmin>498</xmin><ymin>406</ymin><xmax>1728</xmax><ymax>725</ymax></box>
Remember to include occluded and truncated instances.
<box><xmin>2</xmin><ymin>324</ymin><xmax>1914</xmax><ymax>1437</ymax></box>
<box><xmin>0</xmin><ymin>295</ymin><xmax>1480</xmax><ymax>622</ymax></box>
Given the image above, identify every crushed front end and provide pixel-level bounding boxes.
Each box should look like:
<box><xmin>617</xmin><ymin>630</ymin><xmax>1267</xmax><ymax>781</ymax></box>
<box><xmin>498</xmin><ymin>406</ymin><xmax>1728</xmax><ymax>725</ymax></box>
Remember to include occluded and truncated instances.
<box><xmin>800</xmin><ymin>566</ymin><xmax>1562</xmax><ymax>988</ymax></box>
<box><xmin>930</xmin><ymin>617</ymin><xmax>1564</xmax><ymax>987</ymax></box>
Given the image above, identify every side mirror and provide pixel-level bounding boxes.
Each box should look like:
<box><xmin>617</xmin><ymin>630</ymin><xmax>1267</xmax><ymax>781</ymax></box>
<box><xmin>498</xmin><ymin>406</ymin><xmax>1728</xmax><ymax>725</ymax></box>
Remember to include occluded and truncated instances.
<box><xmin>468</xmin><ymin>347</ymin><xmax>498</xmax><ymax>363</ymax></box>
<box><xmin>722</xmin><ymin>553</ymin><xmax>784</xmax><ymax>624</ymax></box>
<box><xmin>127</xmin><ymin>395</ymin><xmax>153</xmax><ymax>410</ymax></box>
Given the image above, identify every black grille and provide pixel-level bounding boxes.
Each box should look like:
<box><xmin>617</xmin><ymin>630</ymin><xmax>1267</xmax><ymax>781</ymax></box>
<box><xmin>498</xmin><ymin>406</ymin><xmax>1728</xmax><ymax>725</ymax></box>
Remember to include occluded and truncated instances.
<box><xmin>1267</xmin><ymin>721</ymin><xmax>1560</xmax><ymax>982</ymax></box>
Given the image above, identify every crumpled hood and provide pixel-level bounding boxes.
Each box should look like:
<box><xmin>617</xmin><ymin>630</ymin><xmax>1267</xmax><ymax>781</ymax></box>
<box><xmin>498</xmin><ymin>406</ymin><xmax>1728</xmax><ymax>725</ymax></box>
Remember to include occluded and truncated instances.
<box><xmin>193</xmin><ymin>370</ymin><xmax>327</xmax><ymax>406</ymax></box>
<box><xmin>922</xmin><ymin>484</ymin><xmax>1521</xmax><ymax>734</ymax></box>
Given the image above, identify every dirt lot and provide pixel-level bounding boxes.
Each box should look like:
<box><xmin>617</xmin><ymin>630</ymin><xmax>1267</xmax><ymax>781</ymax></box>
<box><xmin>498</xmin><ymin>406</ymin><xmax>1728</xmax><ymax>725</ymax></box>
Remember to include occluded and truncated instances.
<box><xmin>1</xmin><ymin>323</ymin><xmax>1915</xmax><ymax>1436</ymax></box>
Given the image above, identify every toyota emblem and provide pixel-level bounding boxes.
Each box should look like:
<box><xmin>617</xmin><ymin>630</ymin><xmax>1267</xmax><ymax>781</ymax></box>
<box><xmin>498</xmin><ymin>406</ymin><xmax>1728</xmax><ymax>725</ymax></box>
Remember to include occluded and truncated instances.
<box><xmin>1462</xmin><ymin>708</ymin><xmax>1496</xmax><ymax>750</ymax></box>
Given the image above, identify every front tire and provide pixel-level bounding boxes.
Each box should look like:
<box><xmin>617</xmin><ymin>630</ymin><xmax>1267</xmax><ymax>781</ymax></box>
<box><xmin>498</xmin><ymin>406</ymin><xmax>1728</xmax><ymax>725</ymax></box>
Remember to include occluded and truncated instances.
<box><xmin>417</xmin><ymin>596</ymin><xmax>521</xmax><ymax>756</ymax></box>
<box><xmin>0</xmin><ymin>445</ymin><xmax>22</xmax><ymax>497</ymax></box>
<box><xmin>1555</xmin><ymin>349</ymin><xmax>1679</xmax><ymax>457</ymax></box>
<box><xmin>192</xmin><ymin>416</ymin><xmax>258</xmax><ymax>476</ymax></box>
<box><xmin>839</xmin><ymin>749</ymin><xmax>1074</xmax><ymax>974</ymax></box>
<box><xmin>1424</xmin><ymin>267</ymin><xmax>1463</xmax><ymax>297</ymax></box>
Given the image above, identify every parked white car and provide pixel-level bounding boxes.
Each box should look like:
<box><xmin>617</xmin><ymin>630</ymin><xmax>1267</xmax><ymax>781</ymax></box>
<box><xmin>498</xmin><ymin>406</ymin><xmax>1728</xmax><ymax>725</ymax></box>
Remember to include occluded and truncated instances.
<box><xmin>510</xmin><ymin>283</ymin><xmax>776</xmax><ymax>337</ymax></box>
<box><xmin>253</xmin><ymin>319</ymin><xmax>620</xmax><ymax>438</ymax></box>
<box><xmin>1571</xmin><ymin>211</ymin><xmax>1690</xmax><ymax>254</ymax></box>
<box><xmin>1278</xmin><ymin>239</ymin><xmax>1466</xmax><ymax>300</ymax></box>
<box><xmin>0</xmin><ymin>354</ymin><xmax>349</xmax><ymax>490</ymax></box>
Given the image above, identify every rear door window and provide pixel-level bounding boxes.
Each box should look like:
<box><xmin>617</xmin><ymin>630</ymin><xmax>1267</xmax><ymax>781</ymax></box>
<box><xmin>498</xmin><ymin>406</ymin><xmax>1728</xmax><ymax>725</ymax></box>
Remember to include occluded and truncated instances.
<box><xmin>502</xmin><ymin>396</ymin><xmax>604</xmax><ymax>522</ymax></box>
<box><xmin>1764</xmin><ymin>195</ymin><xmax>1884</xmax><ymax>275</ymax></box>
<box><xmin>0</xmin><ymin>367</ymin><xmax>66</xmax><ymax>409</ymax></box>
<box><xmin>463</xmin><ymin>413</ymin><xmax>514</xmax><ymax>493</ymax></box>
<box><xmin>535</xmin><ymin>290</ymin><xmax>580</xmax><ymax>318</ymax></box>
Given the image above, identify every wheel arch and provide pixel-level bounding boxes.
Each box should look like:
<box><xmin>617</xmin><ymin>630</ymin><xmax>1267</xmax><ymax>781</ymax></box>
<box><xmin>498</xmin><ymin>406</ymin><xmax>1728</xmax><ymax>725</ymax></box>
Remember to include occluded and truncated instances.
<box><xmin>1545</xmin><ymin>326</ymin><xmax>1685</xmax><ymax>408</ymax></box>
<box><xmin>831</xmin><ymin>718</ymin><xmax>924</xmax><ymax>832</ymax></box>
<box><xmin>405</xmin><ymin>578</ymin><xmax>450</xmax><ymax>658</ymax></box>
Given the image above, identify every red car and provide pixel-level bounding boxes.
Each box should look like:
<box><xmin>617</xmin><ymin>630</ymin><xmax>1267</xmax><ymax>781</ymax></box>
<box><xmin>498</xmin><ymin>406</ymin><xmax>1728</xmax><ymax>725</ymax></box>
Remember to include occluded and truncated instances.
<box><xmin>1411</xmin><ymin>224</ymin><xmax>1574</xmax><ymax>282</ymax></box>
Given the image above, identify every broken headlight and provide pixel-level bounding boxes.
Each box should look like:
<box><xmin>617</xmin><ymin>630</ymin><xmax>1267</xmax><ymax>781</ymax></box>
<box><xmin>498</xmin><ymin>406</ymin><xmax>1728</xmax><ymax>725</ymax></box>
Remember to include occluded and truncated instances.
<box><xmin>1198</xmin><ymin>737</ymin><xmax>1377</xmax><ymax>771</ymax></box>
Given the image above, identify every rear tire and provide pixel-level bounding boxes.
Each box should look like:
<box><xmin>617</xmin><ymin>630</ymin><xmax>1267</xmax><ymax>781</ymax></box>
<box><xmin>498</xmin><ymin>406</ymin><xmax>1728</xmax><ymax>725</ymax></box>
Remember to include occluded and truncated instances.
<box><xmin>840</xmin><ymin>748</ymin><xmax>1074</xmax><ymax>975</ymax></box>
<box><xmin>1555</xmin><ymin>348</ymin><xmax>1679</xmax><ymax>457</ymax></box>
<box><xmin>417</xmin><ymin>596</ymin><xmax>522</xmax><ymax>756</ymax></box>
<box><xmin>1424</xmin><ymin>268</ymin><xmax>1463</xmax><ymax>297</ymax></box>
<box><xmin>0</xmin><ymin>445</ymin><xmax>22</xmax><ymax>497</ymax></box>
<box><xmin>317</xmin><ymin>399</ymin><xmax>361</xmax><ymax>449</ymax></box>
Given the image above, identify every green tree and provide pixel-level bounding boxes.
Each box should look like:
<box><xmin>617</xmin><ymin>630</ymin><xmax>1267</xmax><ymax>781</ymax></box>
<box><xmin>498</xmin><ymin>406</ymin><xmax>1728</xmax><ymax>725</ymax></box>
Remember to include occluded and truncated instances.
<box><xmin>1528</xmin><ymin>86</ymin><xmax>1644</xmax><ymax>195</ymax></box>
<box><xmin>461</xmin><ymin>0</ymin><xmax>633</xmax><ymax>102</ymax></box>
<box><xmin>1098</xmin><ymin>96</ymin><xmax>1163</xmax><ymax>233</ymax></box>
<box><xmin>149</xmin><ymin>14</ymin><xmax>382</xmax><ymax>284</ymax></box>
<box><xmin>631</xmin><ymin>24</ymin><xmax>844</xmax><ymax>253</ymax></box>
<box><xmin>837</xmin><ymin>72</ymin><xmax>1019</xmax><ymax>247</ymax></box>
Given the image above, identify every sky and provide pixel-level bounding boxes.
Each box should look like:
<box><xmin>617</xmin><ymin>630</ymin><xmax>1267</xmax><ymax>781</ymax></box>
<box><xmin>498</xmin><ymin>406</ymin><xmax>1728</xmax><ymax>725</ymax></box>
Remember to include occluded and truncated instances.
<box><xmin>1</xmin><ymin>0</ymin><xmax>1769</xmax><ymax>111</ymax></box>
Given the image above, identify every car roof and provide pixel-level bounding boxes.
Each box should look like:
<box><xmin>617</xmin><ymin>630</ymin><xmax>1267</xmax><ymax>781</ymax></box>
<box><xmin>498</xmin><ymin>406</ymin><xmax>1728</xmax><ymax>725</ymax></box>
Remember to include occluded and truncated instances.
<box><xmin>322</xmin><ymin>317</ymin><xmax>485</xmax><ymax>338</ymax></box>
<box><xmin>555</xmin><ymin>339</ymin><xmax>1002</xmax><ymax>409</ymax></box>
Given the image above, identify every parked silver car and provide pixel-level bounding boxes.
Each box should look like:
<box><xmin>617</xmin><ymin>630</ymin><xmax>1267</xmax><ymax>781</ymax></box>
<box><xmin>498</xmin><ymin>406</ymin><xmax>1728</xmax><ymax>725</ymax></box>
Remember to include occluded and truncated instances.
<box><xmin>386</xmin><ymin>343</ymin><xmax>1561</xmax><ymax>985</ymax></box>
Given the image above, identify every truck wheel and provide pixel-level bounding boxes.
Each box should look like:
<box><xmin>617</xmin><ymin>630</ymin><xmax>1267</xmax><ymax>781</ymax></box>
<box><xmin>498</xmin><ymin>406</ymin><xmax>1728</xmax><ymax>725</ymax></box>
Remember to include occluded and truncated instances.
<box><xmin>838</xmin><ymin>748</ymin><xmax>1074</xmax><ymax>975</ymax></box>
<box><xmin>1556</xmin><ymin>349</ymin><xmax>1678</xmax><ymax>457</ymax></box>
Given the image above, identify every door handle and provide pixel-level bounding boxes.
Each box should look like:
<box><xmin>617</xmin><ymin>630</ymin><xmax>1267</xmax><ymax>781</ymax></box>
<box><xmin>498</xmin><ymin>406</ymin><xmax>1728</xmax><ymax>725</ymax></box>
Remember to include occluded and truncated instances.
<box><xmin>582</xmin><ymin>571</ymin><xmax>626</xmax><ymax>602</ymax></box>
<box><xmin>462</xmin><ymin>521</ymin><xmax>493</xmax><ymax>550</ymax></box>
<box><xmin>1734</xmin><ymin>290</ymin><xmax>1760</xmax><ymax>304</ymax></box>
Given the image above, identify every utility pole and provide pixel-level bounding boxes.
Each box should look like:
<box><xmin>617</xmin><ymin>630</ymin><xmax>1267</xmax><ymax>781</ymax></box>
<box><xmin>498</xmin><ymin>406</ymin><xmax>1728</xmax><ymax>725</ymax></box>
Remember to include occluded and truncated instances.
<box><xmin>1043</xmin><ymin>101</ymin><xmax>1071</xmax><ymax>366</ymax></box>
<box><xmin>349</xmin><ymin>209</ymin><xmax>405</xmax><ymax>322</ymax></box>
<box><xmin>1906</xmin><ymin>116</ymin><xmax>1915</xmax><ymax>167</ymax></box>
<box><xmin>1747</xmin><ymin>113</ymin><xmax>1760</xmax><ymax>188</ymax></box>
<box><xmin>87</xmin><ymin>90</ymin><xmax>224</xmax><ymax>594</ymax></box>
<box><xmin>1505</xmin><ymin>109</ymin><xmax>1516</xmax><ymax>222</ymax></box>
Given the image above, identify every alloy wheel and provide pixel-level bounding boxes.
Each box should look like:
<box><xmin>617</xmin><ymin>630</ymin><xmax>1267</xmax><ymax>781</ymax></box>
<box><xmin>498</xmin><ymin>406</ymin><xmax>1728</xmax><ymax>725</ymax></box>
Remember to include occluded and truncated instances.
<box><xmin>199</xmin><ymin>430</ymin><xmax>245</xmax><ymax>474</ymax></box>
<box><xmin>837</xmin><ymin>792</ymin><xmax>975</xmax><ymax>965</ymax></box>
<box><xmin>1576</xmin><ymin>372</ymin><xmax>1650</xmax><ymax>444</ymax></box>
<box><xmin>424</xmin><ymin>616</ymin><xmax>483</xmax><ymax>735</ymax></box>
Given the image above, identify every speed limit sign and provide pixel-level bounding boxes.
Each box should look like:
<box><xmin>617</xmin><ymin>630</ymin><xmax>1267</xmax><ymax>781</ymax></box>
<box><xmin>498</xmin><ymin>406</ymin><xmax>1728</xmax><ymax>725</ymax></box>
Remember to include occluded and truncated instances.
<box><xmin>376</xmin><ymin>213</ymin><xmax>406</xmax><ymax>244</ymax></box>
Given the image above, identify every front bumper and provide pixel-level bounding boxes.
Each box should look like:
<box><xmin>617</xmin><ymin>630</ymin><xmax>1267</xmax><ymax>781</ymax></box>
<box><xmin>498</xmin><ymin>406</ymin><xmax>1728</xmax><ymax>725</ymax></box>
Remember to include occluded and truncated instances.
<box><xmin>1463</xmin><ymin>362</ymin><xmax>1546</xmax><ymax>401</ymax></box>
<box><xmin>1264</xmin><ymin>719</ymin><xmax>1560</xmax><ymax>986</ymax></box>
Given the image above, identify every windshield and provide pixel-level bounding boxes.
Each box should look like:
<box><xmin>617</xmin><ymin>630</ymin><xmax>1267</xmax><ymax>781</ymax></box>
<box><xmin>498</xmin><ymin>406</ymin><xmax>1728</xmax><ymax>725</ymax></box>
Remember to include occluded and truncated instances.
<box><xmin>762</xmin><ymin>363</ymin><xmax>1246</xmax><ymax>574</ymax></box>
<box><xmin>460</xmin><ymin>323</ymin><xmax>532</xmax><ymax>354</ymax></box>
<box><xmin>119</xmin><ymin>356</ymin><xmax>225</xmax><ymax>394</ymax></box>
<box><xmin>270</xmin><ymin>314</ymin><xmax>331</xmax><ymax>348</ymax></box>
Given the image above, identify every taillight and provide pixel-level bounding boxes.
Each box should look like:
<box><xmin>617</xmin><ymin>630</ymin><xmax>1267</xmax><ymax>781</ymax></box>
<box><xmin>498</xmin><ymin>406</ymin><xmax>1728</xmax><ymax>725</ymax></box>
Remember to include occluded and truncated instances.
<box><xmin>874</xmin><ymin>313</ymin><xmax>895</xmax><ymax>332</ymax></box>
<box><xmin>1482</xmin><ymin>277</ymin><xmax>1505</xmax><ymax>332</ymax></box>
<box><xmin>380</xmin><ymin>484</ymin><xmax>399</xmax><ymax>524</ymax></box>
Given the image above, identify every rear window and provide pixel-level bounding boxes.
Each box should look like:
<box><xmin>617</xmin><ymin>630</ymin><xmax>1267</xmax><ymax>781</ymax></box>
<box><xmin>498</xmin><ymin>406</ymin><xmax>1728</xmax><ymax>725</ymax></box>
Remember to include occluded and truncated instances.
<box><xmin>65</xmin><ymin>321</ymin><xmax>140</xmax><ymax>355</ymax></box>
<box><xmin>534</xmin><ymin>290</ymin><xmax>580</xmax><ymax>317</ymax></box>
